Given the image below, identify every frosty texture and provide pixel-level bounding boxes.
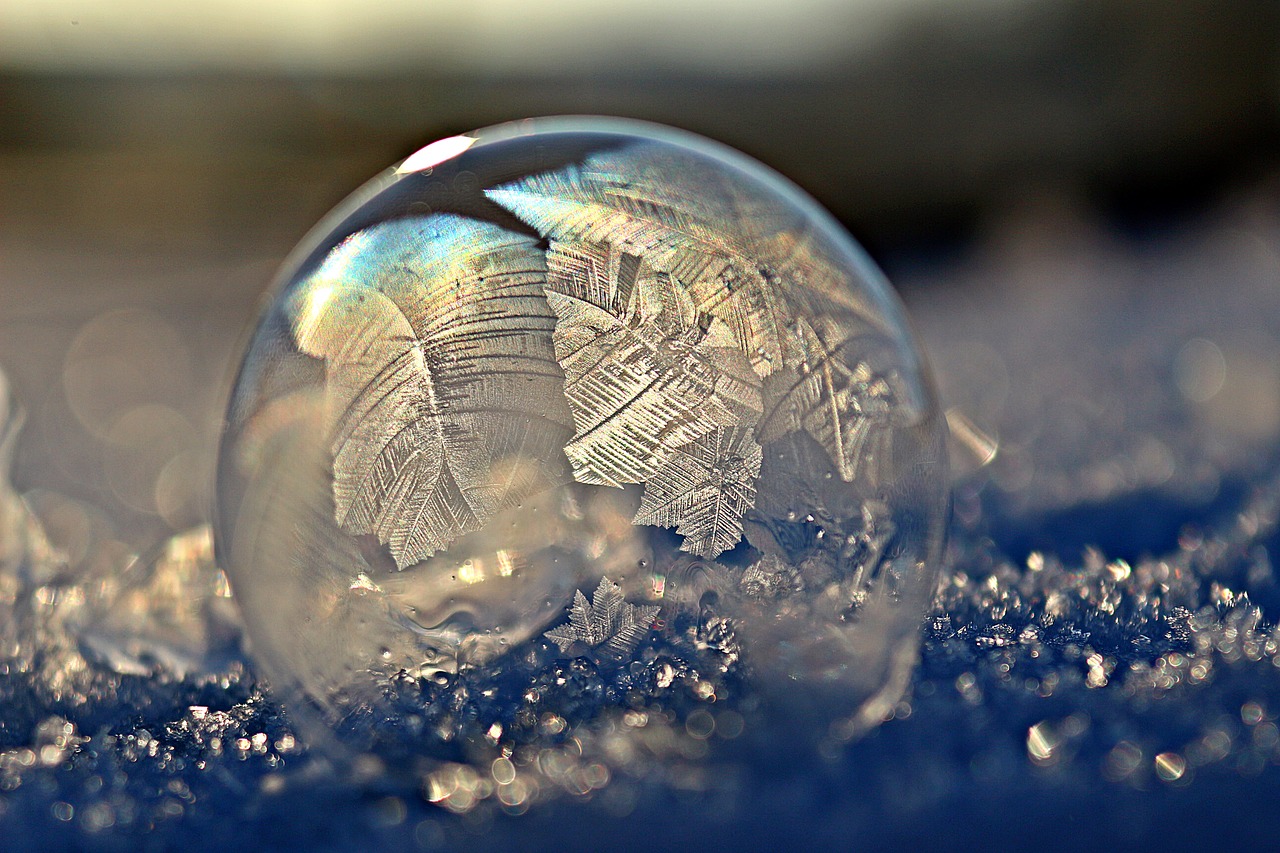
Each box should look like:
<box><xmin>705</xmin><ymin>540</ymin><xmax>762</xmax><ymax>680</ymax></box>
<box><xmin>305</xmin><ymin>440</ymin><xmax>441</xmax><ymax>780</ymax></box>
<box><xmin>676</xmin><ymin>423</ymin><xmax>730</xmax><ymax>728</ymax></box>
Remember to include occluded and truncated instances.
<box><xmin>215</xmin><ymin>118</ymin><xmax>949</xmax><ymax>750</ymax></box>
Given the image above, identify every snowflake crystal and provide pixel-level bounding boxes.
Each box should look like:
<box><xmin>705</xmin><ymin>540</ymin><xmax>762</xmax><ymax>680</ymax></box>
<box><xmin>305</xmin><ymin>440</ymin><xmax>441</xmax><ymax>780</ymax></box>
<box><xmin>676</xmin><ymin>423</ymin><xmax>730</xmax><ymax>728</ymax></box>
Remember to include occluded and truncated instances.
<box><xmin>544</xmin><ymin>577</ymin><xmax>660</xmax><ymax>661</ymax></box>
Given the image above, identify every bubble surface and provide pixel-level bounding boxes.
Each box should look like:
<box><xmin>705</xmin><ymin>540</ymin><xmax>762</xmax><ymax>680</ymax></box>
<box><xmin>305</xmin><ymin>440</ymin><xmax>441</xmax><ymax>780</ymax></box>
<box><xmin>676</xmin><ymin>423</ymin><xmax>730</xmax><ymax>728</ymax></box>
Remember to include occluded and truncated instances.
<box><xmin>215</xmin><ymin>117</ymin><xmax>949</xmax><ymax>753</ymax></box>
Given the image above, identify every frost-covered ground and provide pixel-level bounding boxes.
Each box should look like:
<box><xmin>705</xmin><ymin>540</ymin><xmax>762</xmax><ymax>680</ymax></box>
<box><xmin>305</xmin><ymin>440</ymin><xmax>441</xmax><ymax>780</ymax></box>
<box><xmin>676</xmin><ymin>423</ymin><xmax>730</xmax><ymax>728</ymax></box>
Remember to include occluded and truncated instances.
<box><xmin>1</xmin><ymin>185</ymin><xmax>1278</xmax><ymax>851</ymax></box>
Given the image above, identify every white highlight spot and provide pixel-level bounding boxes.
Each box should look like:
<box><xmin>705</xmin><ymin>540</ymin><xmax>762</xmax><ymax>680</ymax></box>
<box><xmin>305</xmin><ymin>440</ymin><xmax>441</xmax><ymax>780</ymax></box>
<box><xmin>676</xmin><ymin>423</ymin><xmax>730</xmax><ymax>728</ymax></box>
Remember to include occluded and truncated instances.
<box><xmin>397</xmin><ymin>137</ymin><xmax>476</xmax><ymax>174</ymax></box>
<box><xmin>1175</xmin><ymin>338</ymin><xmax>1226</xmax><ymax>403</ymax></box>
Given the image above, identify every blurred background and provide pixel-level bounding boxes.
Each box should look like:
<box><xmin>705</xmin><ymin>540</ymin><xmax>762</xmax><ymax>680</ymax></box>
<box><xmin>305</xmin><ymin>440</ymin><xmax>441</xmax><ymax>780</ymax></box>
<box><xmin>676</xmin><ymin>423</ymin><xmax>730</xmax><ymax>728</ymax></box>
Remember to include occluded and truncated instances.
<box><xmin>1</xmin><ymin>0</ymin><xmax>1278</xmax><ymax>555</ymax></box>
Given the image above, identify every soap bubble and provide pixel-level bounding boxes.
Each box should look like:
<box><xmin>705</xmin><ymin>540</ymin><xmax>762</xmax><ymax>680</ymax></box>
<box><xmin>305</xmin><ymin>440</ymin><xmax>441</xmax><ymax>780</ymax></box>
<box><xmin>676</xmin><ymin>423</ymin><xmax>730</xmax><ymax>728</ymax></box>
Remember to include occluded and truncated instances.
<box><xmin>216</xmin><ymin>118</ymin><xmax>949</xmax><ymax>757</ymax></box>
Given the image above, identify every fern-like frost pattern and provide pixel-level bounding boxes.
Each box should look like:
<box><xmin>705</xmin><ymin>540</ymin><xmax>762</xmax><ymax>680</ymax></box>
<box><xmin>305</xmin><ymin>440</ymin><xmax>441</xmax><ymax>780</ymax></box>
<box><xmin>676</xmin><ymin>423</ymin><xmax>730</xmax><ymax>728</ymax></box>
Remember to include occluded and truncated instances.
<box><xmin>291</xmin><ymin>216</ymin><xmax>575</xmax><ymax>568</ymax></box>
<box><xmin>545</xmin><ymin>247</ymin><xmax>762</xmax><ymax>486</ymax></box>
<box><xmin>487</xmin><ymin>152</ymin><xmax>905</xmax><ymax>555</ymax></box>
<box><xmin>486</xmin><ymin>151</ymin><xmax>907</xmax><ymax>554</ymax></box>
<box><xmin>633</xmin><ymin>427</ymin><xmax>762</xmax><ymax>558</ymax></box>
<box><xmin>542</xmin><ymin>237</ymin><xmax>763</xmax><ymax>553</ymax></box>
<box><xmin>486</xmin><ymin>162</ymin><xmax>794</xmax><ymax>378</ymax></box>
<box><xmin>544</xmin><ymin>576</ymin><xmax>659</xmax><ymax>660</ymax></box>
<box><xmin>293</xmin><ymin>154</ymin><xmax>904</xmax><ymax>566</ymax></box>
<box><xmin>759</xmin><ymin>320</ymin><xmax>899</xmax><ymax>484</ymax></box>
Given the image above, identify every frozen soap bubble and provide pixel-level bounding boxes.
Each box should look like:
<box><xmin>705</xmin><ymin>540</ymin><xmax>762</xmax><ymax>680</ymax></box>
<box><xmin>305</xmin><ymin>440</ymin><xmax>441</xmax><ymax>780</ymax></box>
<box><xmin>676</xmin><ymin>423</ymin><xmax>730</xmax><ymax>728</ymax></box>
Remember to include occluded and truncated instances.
<box><xmin>215</xmin><ymin>117</ymin><xmax>949</xmax><ymax>756</ymax></box>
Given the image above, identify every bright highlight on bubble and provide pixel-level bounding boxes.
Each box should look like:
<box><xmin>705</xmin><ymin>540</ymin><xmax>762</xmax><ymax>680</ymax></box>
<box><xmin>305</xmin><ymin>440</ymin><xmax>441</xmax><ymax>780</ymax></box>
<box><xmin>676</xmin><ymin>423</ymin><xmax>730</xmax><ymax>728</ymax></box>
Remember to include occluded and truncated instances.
<box><xmin>396</xmin><ymin>135</ymin><xmax>478</xmax><ymax>174</ymax></box>
<box><xmin>215</xmin><ymin>117</ymin><xmax>950</xmax><ymax>754</ymax></box>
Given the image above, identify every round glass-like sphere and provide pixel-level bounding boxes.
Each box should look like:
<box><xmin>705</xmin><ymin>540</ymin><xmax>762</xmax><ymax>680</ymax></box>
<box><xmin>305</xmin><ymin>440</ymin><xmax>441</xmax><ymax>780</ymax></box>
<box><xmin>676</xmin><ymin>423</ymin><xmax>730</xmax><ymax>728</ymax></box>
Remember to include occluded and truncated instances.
<box><xmin>216</xmin><ymin>117</ymin><xmax>949</xmax><ymax>753</ymax></box>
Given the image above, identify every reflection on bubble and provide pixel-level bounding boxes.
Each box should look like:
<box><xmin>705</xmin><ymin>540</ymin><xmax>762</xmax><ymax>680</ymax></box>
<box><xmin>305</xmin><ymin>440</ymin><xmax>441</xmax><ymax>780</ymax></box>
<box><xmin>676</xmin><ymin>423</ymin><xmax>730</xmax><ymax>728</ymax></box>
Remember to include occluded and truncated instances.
<box><xmin>216</xmin><ymin>118</ymin><xmax>949</xmax><ymax>759</ymax></box>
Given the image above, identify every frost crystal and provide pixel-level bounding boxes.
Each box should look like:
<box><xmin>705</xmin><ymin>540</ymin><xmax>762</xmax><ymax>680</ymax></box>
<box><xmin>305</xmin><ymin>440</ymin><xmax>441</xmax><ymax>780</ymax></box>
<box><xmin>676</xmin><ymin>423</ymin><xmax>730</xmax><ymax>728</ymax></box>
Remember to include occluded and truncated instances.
<box><xmin>292</xmin><ymin>216</ymin><xmax>574</xmax><ymax>568</ymax></box>
<box><xmin>544</xmin><ymin>577</ymin><xmax>660</xmax><ymax>660</ymax></box>
<box><xmin>486</xmin><ymin>159</ymin><xmax>793</xmax><ymax>378</ymax></box>
<box><xmin>543</xmin><ymin>248</ymin><xmax>762</xmax><ymax>486</ymax></box>
<box><xmin>633</xmin><ymin>426</ymin><xmax>762</xmax><ymax>558</ymax></box>
<box><xmin>487</xmin><ymin>171</ymin><xmax>772</xmax><ymax>554</ymax></box>
<box><xmin>759</xmin><ymin>320</ymin><xmax>900</xmax><ymax>484</ymax></box>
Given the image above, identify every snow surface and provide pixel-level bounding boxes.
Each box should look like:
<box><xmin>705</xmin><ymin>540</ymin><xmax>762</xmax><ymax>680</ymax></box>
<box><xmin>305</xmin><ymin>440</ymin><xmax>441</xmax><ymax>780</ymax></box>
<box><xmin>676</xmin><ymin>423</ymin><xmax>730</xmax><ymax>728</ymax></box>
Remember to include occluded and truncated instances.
<box><xmin>2</xmin><ymin>188</ymin><xmax>1279</xmax><ymax>851</ymax></box>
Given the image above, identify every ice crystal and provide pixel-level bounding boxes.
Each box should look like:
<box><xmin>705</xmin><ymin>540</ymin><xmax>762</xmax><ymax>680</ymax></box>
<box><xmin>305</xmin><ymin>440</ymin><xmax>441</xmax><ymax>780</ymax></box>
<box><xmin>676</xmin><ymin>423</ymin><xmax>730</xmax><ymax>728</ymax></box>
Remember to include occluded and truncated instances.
<box><xmin>487</xmin><ymin>158</ymin><xmax>794</xmax><ymax>378</ymax></box>
<box><xmin>533</xmin><ymin>233</ymin><xmax>764</xmax><ymax>553</ymax></box>
<box><xmin>544</xmin><ymin>576</ymin><xmax>660</xmax><ymax>660</ymax></box>
<box><xmin>633</xmin><ymin>426</ymin><xmax>762</xmax><ymax>558</ymax></box>
<box><xmin>544</xmin><ymin>246</ymin><xmax>762</xmax><ymax>481</ymax></box>
<box><xmin>291</xmin><ymin>216</ymin><xmax>575</xmax><ymax>567</ymax></box>
<box><xmin>759</xmin><ymin>320</ymin><xmax>899</xmax><ymax>484</ymax></box>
